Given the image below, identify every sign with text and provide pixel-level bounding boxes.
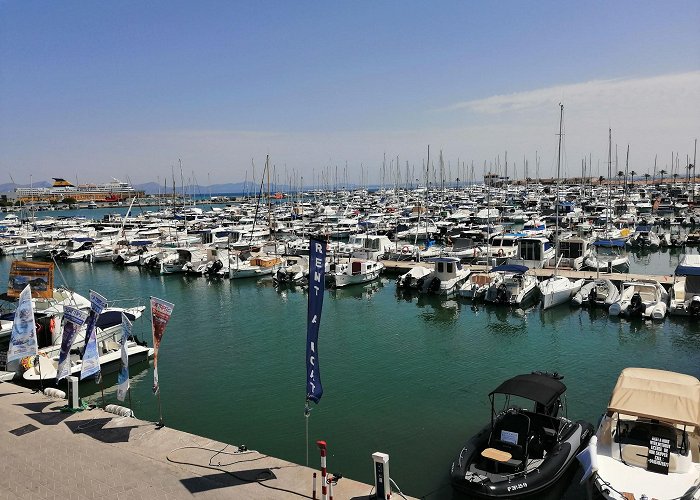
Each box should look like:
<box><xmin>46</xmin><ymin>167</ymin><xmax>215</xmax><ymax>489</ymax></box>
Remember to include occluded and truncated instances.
<box><xmin>647</xmin><ymin>435</ymin><xmax>671</xmax><ymax>475</ymax></box>
<box><xmin>7</xmin><ymin>261</ymin><xmax>53</xmax><ymax>299</ymax></box>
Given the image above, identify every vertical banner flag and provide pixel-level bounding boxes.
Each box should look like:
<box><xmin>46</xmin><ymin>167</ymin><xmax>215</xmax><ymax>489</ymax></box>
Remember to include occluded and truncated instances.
<box><xmin>116</xmin><ymin>313</ymin><xmax>132</xmax><ymax>402</ymax></box>
<box><xmin>80</xmin><ymin>290</ymin><xmax>108</xmax><ymax>380</ymax></box>
<box><xmin>306</xmin><ymin>238</ymin><xmax>326</xmax><ymax>403</ymax></box>
<box><xmin>56</xmin><ymin>306</ymin><xmax>89</xmax><ymax>382</ymax></box>
<box><xmin>151</xmin><ymin>297</ymin><xmax>174</xmax><ymax>395</ymax></box>
<box><xmin>7</xmin><ymin>285</ymin><xmax>38</xmax><ymax>363</ymax></box>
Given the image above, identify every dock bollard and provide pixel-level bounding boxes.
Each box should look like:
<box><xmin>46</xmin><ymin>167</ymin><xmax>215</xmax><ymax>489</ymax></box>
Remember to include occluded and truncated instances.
<box><xmin>316</xmin><ymin>440</ymin><xmax>328</xmax><ymax>500</ymax></box>
<box><xmin>328</xmin><ymin>476</ymin><xmax>333</xmax><ymax>500</ymax></box>
<box><xmin>312</xmin><ymin>472</ymin><xmax>317</xmax><ymax>499</ymax></box>
<box><xmin>372</xmin><ymin>452</ymin><xmax>391</xmax><ymax>500</ymax></box>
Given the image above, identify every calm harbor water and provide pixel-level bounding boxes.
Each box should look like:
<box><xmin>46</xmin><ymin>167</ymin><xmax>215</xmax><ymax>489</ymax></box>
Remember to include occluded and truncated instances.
<box><xmin>2</xmin><ymin>210</ymin><xmax>700</xmax><ymax>499</ymax></box>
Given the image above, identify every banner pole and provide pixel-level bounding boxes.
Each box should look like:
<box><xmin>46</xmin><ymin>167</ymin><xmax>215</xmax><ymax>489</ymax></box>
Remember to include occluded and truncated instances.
<box><xmin>156</xmin><ymin>389</ymin><xmax>164</xmax><ymax>428</ymax></box>
<box><xmin>99</xmin><ymin>377</ymin><xmax>106</xmax><ymax>408</ymax></box>
<box><xmin>305</xmin><ymin>400</ymin><xmax>310</xmax><ymax>466</ymax></box>
<box><xmin>128</xmin><ymin>386</ymin><xmax>133</xmax><ymax>414</ymax></box>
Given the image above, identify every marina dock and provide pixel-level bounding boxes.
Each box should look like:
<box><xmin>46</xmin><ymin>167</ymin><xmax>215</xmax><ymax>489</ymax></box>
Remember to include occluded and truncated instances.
<box><xmin>380</xmin><ymin>260</ymin><xmax>675</xmax><ymax>287</ymax></box>
<box><xmin>0</xmin><ymin>381</ymin><xmax>406</xmax><ymax>500</ymax></box>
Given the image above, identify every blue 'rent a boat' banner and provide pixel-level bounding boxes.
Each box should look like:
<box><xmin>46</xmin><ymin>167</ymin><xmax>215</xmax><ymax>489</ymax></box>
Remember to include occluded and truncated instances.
<box><xmin>306</xmin><ymin>238</ymin><xmax>326</xmax><ymax>404</ymax></box>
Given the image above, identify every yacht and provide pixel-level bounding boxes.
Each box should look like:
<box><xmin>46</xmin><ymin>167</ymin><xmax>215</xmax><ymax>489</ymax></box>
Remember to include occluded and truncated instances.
<box><xmin>508</xmin><ymin>236</ymin><xmax>555</xmax><ymax>269</ymax></box>
<box><xmin>538</xmin><ymin>275</ymin><xmax>584</xmax><ymax>310</ymax></box>
<box><xmin>419</xmin><ymin>257</ymin><xmax>470</xmax><ymax>296</ymax></box>
<box><xmin>332</xmin><ymin>259</ymin><xmax>384</xmax><ymax>288</ymax></box>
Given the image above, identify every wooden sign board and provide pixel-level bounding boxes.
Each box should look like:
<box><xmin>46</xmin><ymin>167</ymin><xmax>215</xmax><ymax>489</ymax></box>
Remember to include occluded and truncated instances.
<box><xmin>7</xmin><ymin>261</ymin><xmax>54</xmax><ymax>299</ymax></box>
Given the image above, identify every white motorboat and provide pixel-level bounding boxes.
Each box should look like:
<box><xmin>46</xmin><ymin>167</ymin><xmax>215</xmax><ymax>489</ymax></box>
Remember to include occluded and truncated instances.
<box><xmin>273</xmin><ymin>255</ymin><xmax>309</xmax><ymax>286</ymax></box>
<box><xmin>584</xmin><ymin>239</ymin><xmax>630</xmax><ymax>273</ymax></box>
<box><xmin>585</xmin><ymin>367</ymin><xmax>700</xmax><ymax>500</ymax></box>
<box><xmin>538</xmin><ymin>275</ymin><xmax>584</xmax><ymax>310</ymax></box>
<box><xmin>670</xmin><ymin>254</ymin><xmax>700</xmax><ymax>317</ymax></box>
<box><xmin>508</xmin><ymin>236</ymin><xmax>555</xmax><ymax>269</ymax></box>
<box><xmin>608</xmin><ymin>279</ymin><xmax>669</xmax><ymax>319</ymax></box>
<box><xmin>23</xmin><ymin>340</ymin><xmax>153</xmax><ymax>382</ymax></box>
<box><xmin>571</xmin><ymin>279</ymin><xmax>620</xmax><ymax>308</ymax></box>
<box><xmin>396</xmin><ymin>265</ymin><xmax>432</xmax><ymax>290</ymax></box>
<box><xmin>485</xmin><ymin>264</ymin><xmax>538</xmax><ymax>306</ymax></box>
<box><xmin>332</xmin><ymin>259</ymin><xmax>384</xmax><ymax>288</ymax></box>
<box><xmin>419</xmin><ymin>257</ymin><xmax>470</xmax><ymax>296</ymax></box>
<box><xmin>159</xmin><ymin>247</ymin><xmax>207</xmax><ymax>274</ymax></box>
<box><xmin>230</xmin><ymin>254</ymin><xmax>283</xmax><ymax>279</ymax></box>
<box><xmin>626</xmin><ymin>225</ymin><xmax>661</xmax><ymax>249</ymax></box>
<box><xmin>458</xmin><ymin>270</ymin><xmax>503</xmax><ymax>300</ymax></box>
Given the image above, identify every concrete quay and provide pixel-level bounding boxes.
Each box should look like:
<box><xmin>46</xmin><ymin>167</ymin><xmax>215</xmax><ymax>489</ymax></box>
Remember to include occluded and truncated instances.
<box><xmin>0</xmin><ymin>382</ymin><xmax>407</xmax><ymax>500</ymax></box>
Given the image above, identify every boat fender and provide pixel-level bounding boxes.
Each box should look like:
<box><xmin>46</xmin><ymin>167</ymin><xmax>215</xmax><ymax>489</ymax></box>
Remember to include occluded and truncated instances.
<box><xmin>105</xmin><ymin>404</ymin><xmax>134</xmax><ymax>418</ymax></box>
<box><xmin>44</xmin><ymin>388</ymin><xmax>67</xmax><ymax>399</ymax></box>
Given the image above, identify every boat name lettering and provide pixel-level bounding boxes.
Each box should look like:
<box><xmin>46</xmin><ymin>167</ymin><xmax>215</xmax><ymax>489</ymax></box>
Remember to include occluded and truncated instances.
<box><xmin>506</xmin><ymin>482</ymin><xmax>527</xmax><ymax>492</ymax></box>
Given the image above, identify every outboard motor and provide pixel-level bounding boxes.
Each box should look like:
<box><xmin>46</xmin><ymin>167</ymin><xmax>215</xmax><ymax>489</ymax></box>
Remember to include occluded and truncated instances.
<box><xmin>205</xmin><ymin>259</ymin><xmax>223</xmax><ymax>276</ymax></box>
<box><xmin>628</xmin><ymin>292</ymin><xmax>644</xmax><ymax>316</ymax></box>
<box><xmin>496</xmin><ymin>283</ymin><xmax>509</xmax><ymax>304</ymax></box>
<box><xmin>112</xmin><ymin>254</ymin><xmax>125</xmax><ymax>266</ymax></box>
<box><xmin>689</xmin><ymin>297</ymin><xmax>700</xmax><ymax>317</ymax></box>
<box><xmin>416</xmin><ymin>277</ymin><xmax>425</xmax><ymax>291</ymax></box>
<box><xmin>588</xmin><ymin>285</ymin><xmax>598</xmax><ymax>304</ymax></box>
<box><xmin>429</xmin><ymin>277</ymin><xmax>441</xmax><ymax>293</ymax></box>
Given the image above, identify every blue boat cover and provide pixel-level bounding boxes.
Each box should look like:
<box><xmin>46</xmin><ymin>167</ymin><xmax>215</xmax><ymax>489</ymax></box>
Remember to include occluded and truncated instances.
<box><xmin>490</xmin><ymin>264</ymin><xmax>529</xmax><ymax>273</ymax></box>
<box><xmin>129</xmin><ymin>240</ymin><xmax>152</xmax><ymax>246</ymax></box>
<box><xmin>635</xmin><ymin>225</ymin><xmax>652</xmax><ymax>232</ymax></box>
<box><xmin>73</xmin><ymin>237</ymin><xmax>96</xmax><ymax>242</ymax></box>
<box><xmin>593</xmin><ymin>239</ymin><xmax>625</xmax><ymax>248</ymax></box>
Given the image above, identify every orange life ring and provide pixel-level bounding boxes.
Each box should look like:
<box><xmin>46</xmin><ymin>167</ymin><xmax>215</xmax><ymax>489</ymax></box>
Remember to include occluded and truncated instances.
<box><xmin>401</xmin><ymin>245</ymin><xmax>411</xmax><ymax>254</ymax></box>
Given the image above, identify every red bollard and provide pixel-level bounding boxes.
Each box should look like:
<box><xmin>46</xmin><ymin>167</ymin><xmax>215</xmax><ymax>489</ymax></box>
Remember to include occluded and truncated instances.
<box><xmin>316</xmin><ymin>441</ymin><xmax>328</xmax><ymax>500</ymax></box>
<box><xmin>312</xmin><ymin>472</ymin><xmax>317</xmax><ymax>499</ymax></box>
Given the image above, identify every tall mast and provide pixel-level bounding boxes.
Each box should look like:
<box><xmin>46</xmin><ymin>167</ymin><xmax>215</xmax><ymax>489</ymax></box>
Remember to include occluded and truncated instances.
<box><xmin>554</xmin><ymin>103</ymin><xmax>563</xmax><ymax>272</ymax></box>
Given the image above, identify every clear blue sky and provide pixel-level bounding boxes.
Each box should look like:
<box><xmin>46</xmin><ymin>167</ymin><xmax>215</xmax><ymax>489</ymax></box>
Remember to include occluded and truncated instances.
<box><xmin>1</xmin><ymin>0</ymin><xmax>699</xmax><ymax>186</ymax></box>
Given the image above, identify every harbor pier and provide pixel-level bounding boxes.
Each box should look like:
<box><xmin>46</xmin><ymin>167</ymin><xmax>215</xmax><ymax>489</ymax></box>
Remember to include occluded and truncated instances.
<box><xmin>0</xmin><ymin>381</ymin><xmax>407</xmax><ymax>499</ymax></box>
<box><xmin>380</xmin><ymin>260</ymin><xmax>675</xmax><ymax>287</ymax></box>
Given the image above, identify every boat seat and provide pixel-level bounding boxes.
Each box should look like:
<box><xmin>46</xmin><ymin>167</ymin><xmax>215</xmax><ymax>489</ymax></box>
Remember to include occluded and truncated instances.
<box><xmin>488</xmin><ymin>412</ymin><xmax>531</xmax><ymax>471</ymax></box>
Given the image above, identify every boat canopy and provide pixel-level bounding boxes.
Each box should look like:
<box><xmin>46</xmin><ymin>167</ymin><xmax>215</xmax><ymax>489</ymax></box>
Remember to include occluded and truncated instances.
<box><xmin>129</xmin><ymin>240</ymin><xmax>152</xmax><ymax>247</ymax></box>
<box><xmin>607</xmin><ymin>367</ymin><xmax>700</xmax><ymax>427</ymax></box>
<box><xmin>675</xmin><ymin>254</ymin><xmax>700</xmax><ymax>276</ymax></box>
<box><xmin>96</xmin><ymin>310</ymin><xmax>139</xmax><ymax>330</ymax></box>
<box><xmin>490</xmin><ymin>264</ymin><xmax>529</xmax><ymax>274</ymax></box>
<box><xmin>635</xmin><ymin>225</ymin><xmax>652</xmax><ymax>233</ymax></box>
<box><xmin>489</xmin><ymin>373</ymin><xmax>567</xmax><ymax>407</ymax></box>
<box><xmin>593</xmin><ymin>239</ymin><xmax>625</xmax><ymax>248</ymax></box>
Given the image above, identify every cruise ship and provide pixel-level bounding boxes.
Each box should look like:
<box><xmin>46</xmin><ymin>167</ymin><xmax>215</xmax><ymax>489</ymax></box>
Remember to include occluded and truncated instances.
<box><xmin>15</xmin><ymin>178</ymin><xmax>140</xmax><ymax>203</ymax></box>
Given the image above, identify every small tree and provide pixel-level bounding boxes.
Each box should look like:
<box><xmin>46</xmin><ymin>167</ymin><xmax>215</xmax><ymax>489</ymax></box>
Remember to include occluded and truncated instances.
<box><xmin>659</xmin><ymin>169</ymin><xmax>667</xmax><ymax>185</ymax></box>
<box><xmin>630</xmin><ymin>170</ymin><xmax>637</xmax><ymax>186</ymax></box>
<box><xmin>644</xmin><ymin>173</ymin><xmax>650</xmax><ymax>184</ymax></box>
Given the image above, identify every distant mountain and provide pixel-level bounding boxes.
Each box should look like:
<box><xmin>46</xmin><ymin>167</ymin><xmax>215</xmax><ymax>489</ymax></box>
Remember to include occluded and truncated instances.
<box><xmin>134</xmin><ymin>182</ymin><xmax>290</xmax><ymax>195</ymax></box>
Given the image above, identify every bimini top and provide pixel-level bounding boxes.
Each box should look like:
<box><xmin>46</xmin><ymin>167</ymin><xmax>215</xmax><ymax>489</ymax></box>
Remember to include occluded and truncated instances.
<box><xmin>593</xmin><ymin>239</ymin><xmax>625</xmax><ymax>248</ymax></box>
<box><xmin>607</xmin><ymin>367</ymin><xmax>700</xmax><ymax>427</ymax></box>
<box><xmin>489</xmin><ymin>373</ymin><xmax>567</xmax><ymax>407</ymax></box>
<box><xmin>675</xmin><ymin>254</ymin><xmax>700</xmax><ymax>277</ymax></box>
<box><xmin>490</xmin><ymin>264</ymin><xmax>529</xmax><ymax>274</ymax></box>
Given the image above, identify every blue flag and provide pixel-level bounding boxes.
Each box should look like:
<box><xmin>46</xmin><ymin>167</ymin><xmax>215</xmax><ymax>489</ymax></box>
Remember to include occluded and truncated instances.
<box><xmin>305</xmin><ymin>238</ymin><xmax>326</xmax><ymax>403</ymax></box>
<box><xmin>56</xmin><ymin>306</ymin><xmax>88</xmax><ymax>382</ymax></box>
<box><xmin>116</xmin><ymin>313</ymin><xmax>132</xmax><ymax>402</ymax></box>
<box><xmin>80</xmin><ymin>290</ymin><xmax>108</xmax><ymax>381</ymax></box>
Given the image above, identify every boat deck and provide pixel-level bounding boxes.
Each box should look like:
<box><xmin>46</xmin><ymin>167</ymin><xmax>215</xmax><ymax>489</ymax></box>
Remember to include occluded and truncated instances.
<box><xmin>381</xmin><ymin>260</ymin><xmax>675</xmax><ymax>286</ymax></box>
<box><xmin>0</xmin><ymin>381</ymin><xmax>407</xmax><ymax>499</ymax></box>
